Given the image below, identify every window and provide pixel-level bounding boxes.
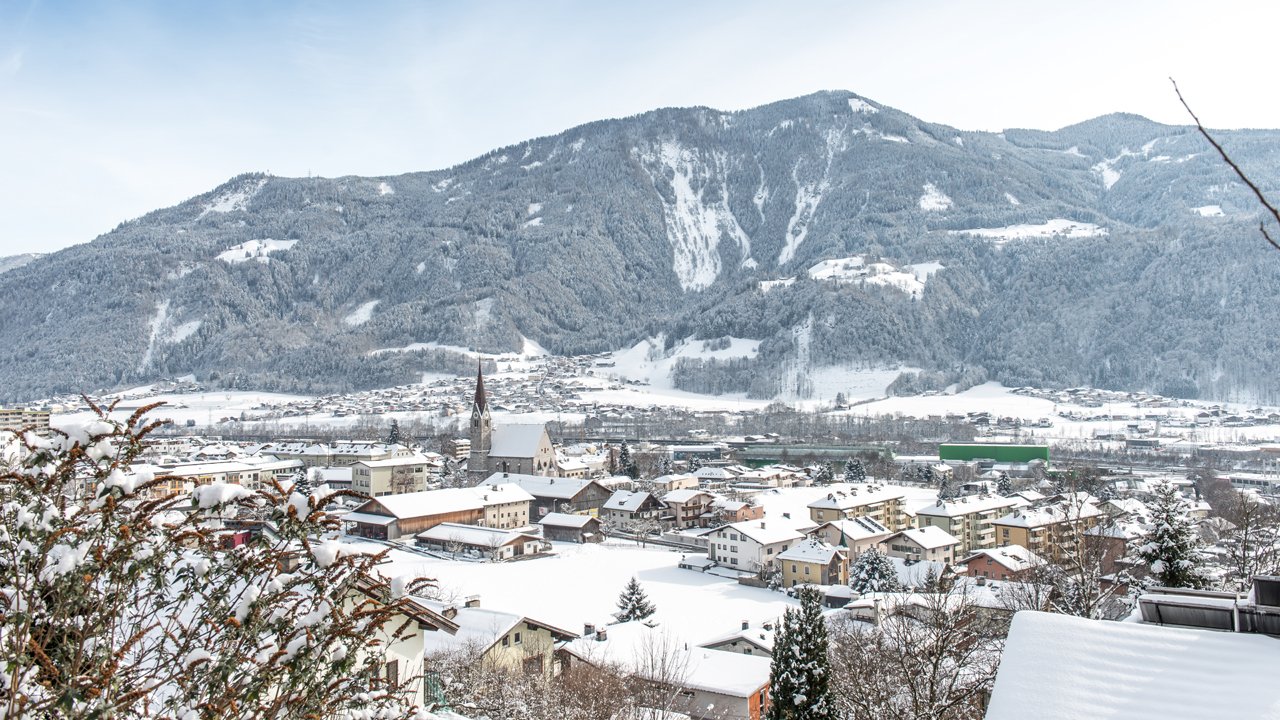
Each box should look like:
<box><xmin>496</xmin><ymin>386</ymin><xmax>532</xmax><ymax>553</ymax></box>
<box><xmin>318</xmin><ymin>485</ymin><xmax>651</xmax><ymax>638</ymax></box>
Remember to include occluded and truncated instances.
<box><xmin>514</xmin><ymin>631</ymin><xmax>522</xmax><ymax>644</ymax></box>
<box><xmin>730</xmin><ymin>558</ymin><xmax>738</xmax><ymax>565</ymax></box>
<box><xmin>767</xmin><ymin>548</ymin><xmax>773</xmax><ymax>555</ymax></box>
<box><xmin>385</xmin><ymin>659</ymin><xmax>399</xmax><ymax>687</ymax></box>
<box><xmin>791</xmin><ymin>564</ymin><xmax>797</xmax><ymax>573</ymax></box>
<box><xmin>502</xmin><ymin>635</ymin><xmax>510</xmax><ymax>647</ymax></box>
<box><xmin>803</xmin><ymin>566</ymin><xmax>810</xmax><ymax>575</ymax></box>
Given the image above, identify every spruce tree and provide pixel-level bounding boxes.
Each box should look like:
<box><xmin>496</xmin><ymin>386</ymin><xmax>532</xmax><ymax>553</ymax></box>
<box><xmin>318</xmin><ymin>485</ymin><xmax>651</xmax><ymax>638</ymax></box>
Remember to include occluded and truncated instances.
<box><xmin>843</xmin><ymin>458</ymin><xmax>866</xmax><ymax>484</ymax></box>
<box><xmin>1139</xmin><ymin>482</ymin><xmax>1209</xmax><ymax>589</ymax></box>
<box><xmin>615</xmin><ymin>577</ymin><xmax>656</xmax><ymax>622</ymax></box>
<box><xmin>619</xmin><ymin>440</ymin><xmax>633</xmax><ymax>477</ymax></box>
<box><xmin>386</xmin><ymin>419</ymin><xmax>401</xmax><ymax>446</ymax></box>
<box><xmin>767</xmin><ymin>587</ymin><xmax>833</xmax><ymax>720</ymax></box>
<box><xmin>814</xmin><ymin>463</ymin><xmax>834</xmax><ymax>485</ymax></box>
<box><xmin>996</xmin><ymin>472</ymin><xmax>1013</xmax><ymax>496</ymax></box>
<box><xmin>849</xmin><ymin>548</ymin><xmax>902</xmax><ymax>595</ymax></box>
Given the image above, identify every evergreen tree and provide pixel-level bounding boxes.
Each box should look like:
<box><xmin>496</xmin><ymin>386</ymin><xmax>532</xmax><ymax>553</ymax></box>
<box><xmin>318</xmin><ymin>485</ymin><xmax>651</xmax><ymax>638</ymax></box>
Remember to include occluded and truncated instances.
<box><xmin>849</xmin><ymin>548</ymin><xmax>902</xmax><ymax>595</ymax></box>
<box><xmin>386</xmin><ymin>418</ymin><xmax>401</xmax><ymax>446</ymax></box>
<box><xmin>996</xmin><ymin>472</ymin><xmax>1013</xmax><ymax>497</ymax></box>
<box><xmin>767</xmin><ymin>587</ymin><xmax>833</xmax><ymax>720</ymax></box>
<box><xmin>843</xmin><ymin>458</ymin><xmax>866</xmax><ymax>484</ymax></box>
<box><xmin>813</xmin><ymin>463</ymin><xmax>834</xmax><ymax>485</ymax></box>
<box><xmin>1139</xmin><ymin>483</ymin><xmax>1209</xmax><ymax>589</ymax></box>
<box><xmin>619</xmin><ymin>440</ymin><xmax>633</xmax><ymax>477</ymax></box>
<box><xmin>615</xmin><ymin>577</ymin><xmax>656</xmax><ymax>622</ymax></box>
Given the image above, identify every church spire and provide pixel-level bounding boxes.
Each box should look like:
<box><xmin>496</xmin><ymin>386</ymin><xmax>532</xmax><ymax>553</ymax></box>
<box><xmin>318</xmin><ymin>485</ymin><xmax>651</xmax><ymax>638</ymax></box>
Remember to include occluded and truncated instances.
<box><xmin>473</xmin><ymin>358</ymin><xmax>487</xmax><ymax>412</ymax></box>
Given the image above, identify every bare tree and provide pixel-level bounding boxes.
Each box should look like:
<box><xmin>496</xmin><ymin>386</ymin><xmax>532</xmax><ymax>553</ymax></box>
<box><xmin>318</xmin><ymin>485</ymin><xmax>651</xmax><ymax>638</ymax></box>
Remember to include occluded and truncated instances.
<box><xmin>1215</xmin><ymin>491</ymin><xmax>1280</xmax><ymax>591</ymax></box>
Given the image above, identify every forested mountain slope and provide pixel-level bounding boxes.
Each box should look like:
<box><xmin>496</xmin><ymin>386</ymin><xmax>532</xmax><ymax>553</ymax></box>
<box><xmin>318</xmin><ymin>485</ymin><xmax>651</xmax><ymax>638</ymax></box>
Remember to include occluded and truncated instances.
<box><xmin>3</xmin><ymin>91</ymin><xmax>1278</xmax><ymax>402</ymax></box>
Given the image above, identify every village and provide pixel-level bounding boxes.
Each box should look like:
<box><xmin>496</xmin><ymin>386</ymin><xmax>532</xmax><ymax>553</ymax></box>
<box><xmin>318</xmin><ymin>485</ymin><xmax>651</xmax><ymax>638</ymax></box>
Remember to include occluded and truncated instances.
<box><xmin>21</xmin><ymin>364</ymin><xmax>1279</xmax><ymax>720</ymax></box>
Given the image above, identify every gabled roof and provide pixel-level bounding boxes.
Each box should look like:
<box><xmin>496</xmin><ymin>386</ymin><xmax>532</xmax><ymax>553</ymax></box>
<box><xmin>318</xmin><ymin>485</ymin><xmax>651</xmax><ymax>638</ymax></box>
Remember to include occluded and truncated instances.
<box><xmin>662</xmin><ymin>488</ymin><xmax>715</xmax><ymax>504</ymax></box>
<box><xmin>481</xmin><ymin>472</ymin><xmax>598</xmax><ymax>500</ymax></box>
<box><xmin>960</xmin><ymin>544</ymin><xmax>1042</xmax><ymax>572</ymax></box>
<box><xmin>538</xmin><ymin>512</ymin><xmax>598</xmax><ymax>529</ymax></box>
<box><xmin>777</xmin><ymin>538</ymin><xmax>843</xmax><ymax>564</ymax></box>
<box><xmin>987</xmin><ymin>611</ymin><xmax>1280</xmax><ymax>720</ymax></box>
<box><xmin>815</xmin><ymin>517</ymin><xmax>892</xmax><ymax>543</ymax></box>
<box><xmin>887</xmin><ymin>525</ymin><xmax>960</xmax><ymax>550</ymax></box>
<box><xmin>717</xmin><ymin>519</ymin><xmax>805</xmax><ymax>546</ymax></box>
<box><xmin>416</xmin><ymin>522</ymin><xmax>540</xmax><ymax>548</ymax></box>
<box><xmin>807</xmin><ymin>484</ymin><xmax>906</xmax><ymax>510</ymax></box>
<box><xmin>357</xmin><ymin>484</ymin><xmax>534</xmax><ymax>519</ymax></box>
<box><xmin>489</xmin><ymin>425</ymin><xmax>548</xmax><ymax>459</ymax></box>
<box><xmin>604</xmin><ymin>490</ymin><xmax>657</xmax><ymax>512</ymax></box>
<box><xmin>915</xmin><ymin>494</ymin><xmax>1021</xmax><ymax>517</ymax></box>
<box><xmin>417</xmin><ymin>599</ymin><xmax>577</xmax><ymax>656</ymax></box>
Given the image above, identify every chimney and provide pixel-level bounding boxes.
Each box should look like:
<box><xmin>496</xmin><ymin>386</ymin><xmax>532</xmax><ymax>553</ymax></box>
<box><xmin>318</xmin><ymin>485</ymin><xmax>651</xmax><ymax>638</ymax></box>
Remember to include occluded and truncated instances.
<box><xmin>976</xmin><ymin>576</ymin><xmax>987</xmax><ymax>586</ymax></box>
<box><xmin>503</xmin><ymin>472</ymin><xmax>509</xmax><ymax>478</ymax></box>
<box><xmin>741</xmin><ymin>620</ymin><xmax>749</xmax><ymax>630</ymax></box>
<box><xmin>783</xmin><ymin>512</ymin><xmax>791</xmax><ymax>519</ymax></box>
<box><xmin>584</xmin><ymin>622</ymin><xmax>596</xmax><ymax>636</ymax></box>
<box><xmin>595</xmin><ymin>628</ymin><xmax>608</xmax><ymax>642</ymax></box>
<box><xmin>465</xmin><ymin>595</ymin><xmax>481</xmax><ymax>608</ymax></box>
<box><xmin>760</xmin><ymin>521</ymin><xmax>766</xmax><ymax>529</ymax></box>
<box><xmin>763</xmin><ymin>621</ymin><xmax>774</xmax><ymax>631</ymax></box>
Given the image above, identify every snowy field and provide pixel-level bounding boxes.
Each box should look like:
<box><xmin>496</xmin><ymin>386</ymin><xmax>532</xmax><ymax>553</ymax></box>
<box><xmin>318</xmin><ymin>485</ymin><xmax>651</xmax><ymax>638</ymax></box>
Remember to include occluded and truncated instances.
<box><xmin>361</xmin><ymin>538</ymin><xmax>801</xmax><ymax>646</ymax></box>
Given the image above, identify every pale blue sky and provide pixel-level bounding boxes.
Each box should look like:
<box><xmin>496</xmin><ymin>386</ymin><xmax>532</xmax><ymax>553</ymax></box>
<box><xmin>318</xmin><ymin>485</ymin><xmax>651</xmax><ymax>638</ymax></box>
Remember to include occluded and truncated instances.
<box><xmin>2</xmin><ymin>0</ymin><xmax>1277</xmax><ymax>255</ymax></box>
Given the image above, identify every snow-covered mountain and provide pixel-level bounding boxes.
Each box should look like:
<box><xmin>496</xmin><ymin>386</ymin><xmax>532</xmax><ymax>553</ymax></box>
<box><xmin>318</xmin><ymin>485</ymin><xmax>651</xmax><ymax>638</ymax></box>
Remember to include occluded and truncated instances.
<box><xmin>3</xmin><ymin>91</ymin><xmax>1280</xmax><ymax>402</ymax></box>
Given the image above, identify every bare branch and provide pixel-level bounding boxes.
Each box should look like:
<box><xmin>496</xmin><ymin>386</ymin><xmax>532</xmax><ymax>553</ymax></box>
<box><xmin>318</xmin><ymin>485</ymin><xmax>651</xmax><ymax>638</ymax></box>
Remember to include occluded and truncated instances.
<box><xmin>1171</xmin><ymin>77</ymin><xmax>1280</xmax><ymax>252</ymax></box>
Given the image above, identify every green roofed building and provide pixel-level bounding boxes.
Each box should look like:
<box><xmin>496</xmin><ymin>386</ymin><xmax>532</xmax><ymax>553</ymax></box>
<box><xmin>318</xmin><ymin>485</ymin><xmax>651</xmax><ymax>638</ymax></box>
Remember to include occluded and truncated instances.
<box><xmin>939</xmin><ymin>443</ymin><xmax>1049</xmax><ymax>466</ymax></box>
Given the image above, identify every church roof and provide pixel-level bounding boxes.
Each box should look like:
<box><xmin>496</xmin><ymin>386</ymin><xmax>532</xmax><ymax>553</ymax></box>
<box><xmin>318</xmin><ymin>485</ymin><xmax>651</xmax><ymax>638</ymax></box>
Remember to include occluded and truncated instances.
<box><xmin>489</xmin><ymin>424</ymin><xmax>548</xmax><ymax>459</ymax></box>
<box><xmin>472</xmin><ymin>359</ymin><xmax>487</xmax><ymax>412</ymax></box>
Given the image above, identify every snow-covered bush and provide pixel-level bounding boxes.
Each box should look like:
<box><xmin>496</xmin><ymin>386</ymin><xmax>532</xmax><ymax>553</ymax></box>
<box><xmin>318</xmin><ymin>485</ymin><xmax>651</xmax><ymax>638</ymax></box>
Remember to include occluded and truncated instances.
<box><xmin>0</xmin><ymin>401</ymin><xmax>437</xmax><ymax>719</ymax></box>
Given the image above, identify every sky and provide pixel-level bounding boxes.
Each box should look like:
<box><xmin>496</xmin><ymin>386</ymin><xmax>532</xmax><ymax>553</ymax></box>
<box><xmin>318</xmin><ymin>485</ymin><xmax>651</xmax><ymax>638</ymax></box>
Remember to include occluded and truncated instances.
<box><xmin>2</xmin><ymin>0</ymin><xmax>1278</xmax><ymax>256</ymax></box>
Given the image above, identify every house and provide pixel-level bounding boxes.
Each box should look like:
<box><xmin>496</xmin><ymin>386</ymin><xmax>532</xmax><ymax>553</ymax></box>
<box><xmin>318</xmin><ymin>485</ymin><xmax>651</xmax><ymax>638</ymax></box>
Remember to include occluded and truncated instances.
<box><xmin>808</xmin><ymin>517</ymin><xmax>893</xmax><ymax>554</ymax></box>
<box><xmin>481</xmin><ymin>472</ymin><xmax>613</xmax><ymax>519</ymax></box>
<box><xmin>777</xmin><ymin>539</ymin><xmax>849</xmax><ymax>587</ymax></box>
<box><xmin>880</xmin><ymin>526</ymin><xmax>961</xmax><ymax>565</ymax></box>
<box><xmin>959</xmin><ymin>544</ymin><xmax>1042</xmax><ymax>581</ymax></box>
<box><xmin>698</xmin><ymin>620</ymin><xmax>776</xmax><ymax>657</ymax></box>
<box><xmin>602</xmin><ymin>490</ymin><xmax>665</xmax><ymax>528</ymax></box>
<box><xmin>538</xmin><ymin>513</ymin><xmax>603</xmax><ymax>543</ymax></box>
<box><xmin>806</xmin><ymin>484</ymin><xmax>909</xmax><ymax>530</ymax></box>
<box><xmin>348</xmin><ymin>576</ymin><xmax>460</xmax><ymax>708</ymax></box>
<box><xmin>351</xmin><ymin>452</ymin><xmax>438</xmax><ymax>496</ymax></box>
<box><xmin>707</xmin><ymin>519</ymin><xmax>805</xmax><ymax>574</ymax></box>
<box><xmin>914</xmin><ymin>494</ymin><xmax>1023</xmax><ymax>556</ymax></box>
<box><xmin>345</xmin><ymin>484</ymin><xmax>534</xmax><ymax>540</ymax></box>
<box><xmin>416</xmin><ymin>523</ymin><xmax>546</xmax><ymax>560</ymax></box>
<box><xmin>713</xmin><ymin>497</ymin><xmax>765</xmax><ymax>524</ymax></box>
<box><xmin>662</xmin><ymin>488</ymin><xmax>719</xmax><ymax>529</ymax></box>
<box><xmin>652</xmin><ymin>474</ymin><xmax>700</xmax><ymax>493</ymax></box>
<box><xmin>560</xmin><ymin>621</ymin><xmax>772</xmax><ymax>720</ymax></box>
<box><xmin>986</xmin><ymin>611</ymin><xmax>1280</xmax><ymax>720</ymax></box>
<box><xmin>992</xmin><ymin>499</ymin><xmax>1102</xmax><ymax>564</ymax></box>
<box><xmin>420</xmin><ymin>598</ymin><xmax>578</xmax><ymax>679</ymax></box>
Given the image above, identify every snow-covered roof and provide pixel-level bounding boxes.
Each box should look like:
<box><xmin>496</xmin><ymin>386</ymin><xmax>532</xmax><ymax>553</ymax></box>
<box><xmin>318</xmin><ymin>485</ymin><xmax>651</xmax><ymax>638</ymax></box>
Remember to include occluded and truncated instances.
<box><xmin>717</xmin><ymin>519</ymin><xmax>805</xmax><ymax>546</ymax></box>
<box><xmin>892</xmin><ymin>526</ymin><xmax>960</xmax><ymax>550</ymax></box>
<box><xmin>662</xmin><ymin>488</ymin><xmax>714</xmax><ymax>504</ymax></box>
<box><xmin>355</xmin><ymin>452</ymin><xmax>437</xmax><ymax>468</ymax></box>
<box><xmin>987</xmin><ymin>611</ymin><xmax>1280</xmax><ymax>720</ymax></box>
<box><xmin>538</xmin><ymin>512</ymin><xmax>597</xmax><ymax>529</ymax></box>
<box><xmin>993</xmin><ymin>501</ymin><xmax>1101</xmax><ymax>528</ymax></box>
<box><xmin>807</xmin><ymin>486</ymin><xmax>906</xmax><ymax>511</ymax></box>
<box><xmin>693</xmin><ymin>467</ymin><xmax>736</xmax><ymax>479</ymax></box>
<box><xmin>699</xmin><ymin>624</ymin><xmax>776</xmax><ymax>653</ymax></box>
<box><xmin>561</xmin><ymin>622</ymin><xmax>770</xmax><ymax>697</ymax></box>
<box><xmin>488</xmin><ymin>424</ymin><xmax>548</xmax><ymax>458</ymax></box>
<box><xmin>416</xmin><ymin>522</ymin><xmax>539</xmax><ymax>548</ymax></box>
<box><xmin>605</xmin><ymin>490</ymin><xmax>656</xmax><ymax>512</ymax></box>
<box><xmin>777</xmin><ymin>539</ymin><xmax>842</xmax><ymax>564</ymax></box>
<box><xmin>480</xmin><ymin>472</ymin><xmax>596</xmax><ymax>500</ymax></box>
<box><xmin>816</xmin><ymin>517</ymin><xmax>893</xmax><ymax>543</ymax></box>
<box><xmin>960</xmin><ymin>544</ymin><xmax>1042</xmax><ymax>572</ymax></box>
<box><xmin>363</xmin><ymin>484</ymin><xmax>534</xmax><ymax>519</ymax></box>
<box><xmin>915</xmin><ymin>494</ymin><xmax>1020</xmax><ymax>517</ymax></box>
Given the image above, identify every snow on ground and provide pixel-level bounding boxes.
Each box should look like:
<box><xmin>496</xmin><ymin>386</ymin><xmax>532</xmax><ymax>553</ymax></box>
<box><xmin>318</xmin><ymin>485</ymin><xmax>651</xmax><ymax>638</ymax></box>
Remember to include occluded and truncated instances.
<box><xmin>344</xmin><ymin>301</ymin><xmax>379</xmax><ymax>327</ymax></box>
<box><xmin>365</xmin><ymin>538</ymin><xmax>801</xmax><ymax>646</ymax></box>
<box><xmin>807</xmin><ymin>256</ymin><xmax>929</xmax><ymax>298</ymax></box>
<box><xmin>1004</xmin><ymin>192</ymin><xmax>1021</xmax><ymax>206</ymax></box>
<box><xmin>166</xmin><ymin>320</ymin><xmax>202</xmax><ymax>344</ymax></box>
<box><xmin>791</xmin><ymin>366</ymin><xmax>919</xmax><ymax>405</ymax></box>
<box><xmin>138</xmin><ymin>300</ymin><xmax>170</xmax><ymax>372</ymax></box>
<box><xmin>527</xmin><ymin>203</ymin><xmax>542</xmax><ymax>216</ymax></box>
<box><xmin>523</xmin><ymin>217</ymin><xmax>543</xmax><ymax>228</ymax></box>
<box><xmin>636</xmin><ymin>141</ymin><xmax>754</xmax><ymax>290</ymax></box>
<box><xmin>906</xmin><ymin>262</ymin><xmax>944</xmax><ymax>282</ymax></box>
<box><xmin>378</xmin><ymin>182</ymin><xmax>394</xmax><ymax>196</ymax></box>
<box><xmin>758</xmin><ymin>277</ymin><xmax>796</xmax><ymax>294</ymax></box>
<box><xmin>52</xmin><ymin>390</ymin><xmax>315</xmax><ymax>427</ymax></box>
<box><xmin>199</xmin><ymin>177</ymin><xmax>267</xmax><ymax>218</ymax></box>
<box><xmin>1193</xmin><ymin>204</ymin><xmax>1225</xmax><ymax>217</ymax></box>
<box><xmin>216</xmin><ymin>239</ymin><xmax>298</xmax><ymax>264</ymax></box>
<box><xmin>778</xmin><ymin>159</ymin><xmax>832</xmax><ymax>266</ymax></box>
<box><xmin>603</xmin><ymin>336</ymin><xmax>762</xmax><ymax>390</ymax></box>
<box><xmin>848</xmin><ymin>97</ymin><xmax>878</xmax><ymax>114</ymax></box>
<box><xmin>918</xmin><ymin>183</ymin><xmax>952</xmax><ymax>212</ymax></box>
<box><xmin>949</xmin><ymin>219</ymin><xmax>1107</xmax><ymax>246</ymax></box>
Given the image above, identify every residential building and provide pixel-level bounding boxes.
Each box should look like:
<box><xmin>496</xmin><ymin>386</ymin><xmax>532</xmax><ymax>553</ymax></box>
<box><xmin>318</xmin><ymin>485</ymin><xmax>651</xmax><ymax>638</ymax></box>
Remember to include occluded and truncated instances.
<box><xmin>914</xmin><ymin>494</ymin><xmax>1023</xmax><ymax>556</ymax></box>
<box><xmin>992</xmin><ymin>499</ymin><xmax>1102</xmax><ymax>563</ymax></box>
<box><xmin>538</xmin><ymin>513</ymin><xmax>603</xmax><ymax>543</ymax></box>
<box><xmin>960</xmin><ymin>544</ymin><xmax>1042</xmax><ymax>581</ymax></box>
<box><xmin>601</xmin><ymin>490</ymin><xmax>665</xmax><ymax>528</ymax></box>
<box><xmin>808</xmin><ymin>517</ymin><xmax>893</xmax><ymax>554</ymax></box>
<box><xmin>880</xmin><ymin>526</ymin><xmax>961</xmax><ymax>565</ymax></box>
<box><xmin>662</xmin><ymin>488</ymin><xmax>719</xmax><ymax>529</ymax></box>
<box><xmin>806</xmin><ymin>485</ymin><xmax>909</xmax><ymax>530</ymax></box>
<box><xmin>707</xmin><ymin>519</ymin><xmax>804</xmax><ymax>573</ymax></box>
<box><xmin>652</xmin><ymin>473</ymin><xmax>700</xmax><ymax>493</ymax></box>
<box><xmin>777</xmin><ymin>539</ymin><xmax>848</xmax><ymax>588</ymax></box>
<box><xmin>348</xmin><ymin>576</ymin><xmax>460</xmax><ymax>708</ymax></box>
<box><xmin>351</xmin><ymin>452</ymin><xmax>439</xmax><ymax>496</ymax></box>
<box><xmin>415</xmin><ymin>523</ymin><xmax>546</xmax><ymax>560</ymax></box>
<box><xmin>480</xmin><ymin>472</ymin><xmax>612</xmax><ymax>519</ymax></box>
<box><xmin>421</xmin><ymin>598</ymin><xmax>577</xmax><ymax>679</ymax></box>
<box><xmin>698</xmin><ymin>621</ymin><xmax>776</xmax><ymax>657</ymax></box>
<box><xmin>713</xmin><ymin>497</ymin><xmax>765</xmax><ymax>524</ymax></box>
<box><xmin>157</xmin><ymin>456</ymin><xmax>304</xmax><ymax>492</ymax></box>
<box><xmin>0</xmin><ymin>407</ymin><xmax>49</xmax><ymax>432</ymax></box>
<box><xmin>345</xmin><ymin>484</ymin><xmax>534</xmax><ymax>540</ymax></box>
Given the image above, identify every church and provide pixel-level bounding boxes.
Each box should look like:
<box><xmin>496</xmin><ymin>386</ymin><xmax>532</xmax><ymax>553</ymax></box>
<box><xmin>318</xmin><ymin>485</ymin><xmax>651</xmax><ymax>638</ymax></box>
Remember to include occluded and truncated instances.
<box><xmin>467</xmin><ymin>362</ymin><xmax>557</xmax><ymax>479</ymax></box>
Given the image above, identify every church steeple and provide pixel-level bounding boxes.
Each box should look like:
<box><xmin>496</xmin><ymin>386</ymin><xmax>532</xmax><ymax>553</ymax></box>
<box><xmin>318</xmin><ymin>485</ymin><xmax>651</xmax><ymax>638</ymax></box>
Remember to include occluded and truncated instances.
<box><xmin>468</xmin><ymin>358</ymin><xmax>492</xmax><ymax>478</ymax></box>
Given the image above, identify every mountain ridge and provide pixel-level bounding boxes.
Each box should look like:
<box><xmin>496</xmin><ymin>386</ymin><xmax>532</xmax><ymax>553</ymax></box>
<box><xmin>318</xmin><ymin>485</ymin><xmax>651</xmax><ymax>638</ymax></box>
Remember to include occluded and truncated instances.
<box><xmin>3</xmin><ymin>90</ymin><xmax>1279</xmax><ymax>403</ymax></box>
